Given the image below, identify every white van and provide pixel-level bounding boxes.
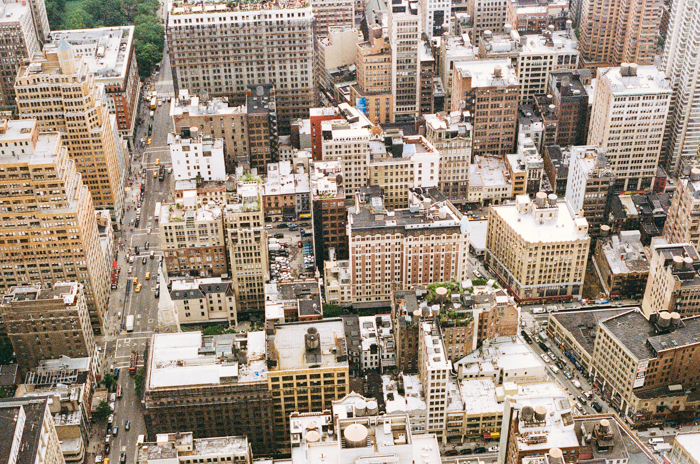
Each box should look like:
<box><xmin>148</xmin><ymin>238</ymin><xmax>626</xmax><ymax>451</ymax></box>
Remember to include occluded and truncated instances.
<box><xmin>649</xmin><ymin>438</ymin><xmax>665</xmax><ymax>445</ymax></box>
<box><xmin>532</xmin><ymin>307</ymin><xmax>546</xmax><ymax>314</ymax></box>
<box><xmin>550</xmin><ymin>365</ymin><xmax>560</xmax><ymax>374</ymax></box>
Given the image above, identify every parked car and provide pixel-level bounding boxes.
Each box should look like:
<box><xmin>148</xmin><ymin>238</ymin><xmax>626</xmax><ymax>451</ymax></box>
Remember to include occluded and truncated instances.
<box><xmin>142</xmin><ymin>256</ymin><xmax>147</xmax><ymax>265</ymax></box>
<box><xmin>488</xmin><ymin>446</ymin><xmax>499</xmax><ymax>452</ymax></box>
<box><xmin>572</xmin><ymin>379</ymin><xmax>582</xmax><ymax>389</ymax></box>
<box><xmin>578</xmin><ymin>395</ymin><xmax>587</xmax><ymax>405</ymax></box>
<box><xmin>274</xmin><ymin>233</ymin><xmax>284</xmax><ymax>239</ymax></box>
<box><xmin>105</xmin><ymin>443</ymin><xmax>110</xmax><ymax>454</ymax></box>
<box><xmin>460</xmin><ymin>448</ymin><xmax>473</xmax><ymax>455</ymax></box>
<box><xmin>591</xmin><ymin>401</ymin><xmax>603</xmax><ymax>412</ymax></box>
<box><xmin>474</xmin><ymin>447</ymin><xmax>487</xmax><ymax>454</ymax></box>
<box><xmin>120</xmin><ymin>452</ymin><xmax>127</xmax><ymax>464</ymax></box>
<box><xmin>541</xmin><ymin>353</ymin><xmax>551</xmax><ymax>363</ymax></box>
<box><xmin>125</xmin><ymin>421</ymin><xmax>131</xmax><ymax>431</ymax></box>
<box><xmin>538</xmin><ymin>342</ymin><xmax>549</xmax><ymax>352</ymax></box>
<box><xmin>112</xmin><ymin>426</ymin><xmax>118</xmax><ymax>436</ymax></box>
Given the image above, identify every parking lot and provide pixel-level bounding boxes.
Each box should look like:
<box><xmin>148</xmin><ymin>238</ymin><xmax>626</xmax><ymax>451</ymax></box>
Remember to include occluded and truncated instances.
<box><xmin>267</xmin><ymin>221</ymin><xmax>314</xmax><ymax>282</ymax></box>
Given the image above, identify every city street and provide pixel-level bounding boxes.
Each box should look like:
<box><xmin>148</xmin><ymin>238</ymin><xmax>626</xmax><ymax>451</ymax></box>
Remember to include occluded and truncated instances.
<box><xmin>89</xmin><ymin>44</ymin><xmax>175</xmax><ymax>464</ymax></box>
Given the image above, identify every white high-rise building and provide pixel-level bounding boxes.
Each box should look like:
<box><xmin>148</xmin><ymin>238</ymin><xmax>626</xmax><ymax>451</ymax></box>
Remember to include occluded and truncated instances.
<box><xmin>168</xmin><ymin>131</ymin><xmax>226</xmax><ymax>182</ymax></box>
<box><xmin>660</xmin><ymin>0</ymin><xmax>700</xmax><ymax>175</ymax></box>
<box><xmin>587</xmin><ymin>64</ymin><xmax>671</xmax><ymax>192</ymax></box>
<box><xmin>419</xmin><ymin>0</ymin><xmax>450</xmax><ymax>37</ymax></box>
<box><xmin>389</xmin><ymin>0</ymin><xmax>421</xmax><ymax>123</ymax></box>
<box><xmin>419</xmin><ymin>320</ymin><xmax>450</xmax><ymax>439</ymax></box>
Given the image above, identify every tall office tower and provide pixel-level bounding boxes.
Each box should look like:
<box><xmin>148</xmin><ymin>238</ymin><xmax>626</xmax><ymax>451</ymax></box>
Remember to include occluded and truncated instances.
<box><xmin>0</xmin><ymin>0</ymin><xmax>41</xmax><ymax>107</ymax></box>
<box><xmin>486</xmin><ymin>193</ymin><xmax>590</xmax><ymax>302</ymax></box>
<box><xmin>350</xmin><ymin>24</ymin><xmax>394</xmax><ymax>124</ymax></box>
<box><xmin>418</xmin><ymin>320</ymin><xmax>450</xmax><ymax>440</ymax></box>
<box><xmin>664</xmin><ymin>171</ymin><xmax>700</xmax><ymax>247</ymax></box>
<box><xmin>1</xmin><ymin>282</ymin><xmax>95</xmax><ymax>376</ymax></box>
<box><xmin>588</xmin><ymin>65</ymin><xmax>671</xmax><ymax>192</ymax></box>
<box><xmin>0</xmin><ymin>397</ymin><xmax>67</xmax><ymax>464</ymax></box>
<box><xmin>15</xmin><ymin>43</ymin><xmax>125</xmax><ymax>222</ymax></box>
<box><xmin>424</xmin><ymin>112</ymin><xmax>472</xmax><ymax>205</ymax></box>
<box><xmin>467</xmin><ymin>0</ymin><xmax>508</xmax><ymax>45</ymax></box>
<box><xmin>310</xmin><ymin>0</ymin><xmax>354</xmax><ymax>37</ymax></box>
<box><xmin>451</xmin><ymin>60</ymin><xmax>519</xmax><ymax>157</ymax></box>
<box><xmin>224</xmin><ymin>179</ymin><xmax>269</xmax><ymax>321</ymax></box>
<box><xmin>389</xmin><ymin>0</ymin><xmax>421</xmax><ymax>123</ymax></box>
<box><xmin>167</xmin><ymin>0</ymin><xmax>314</xmax><ymax>133</ymax></box>
<box><xmin>419</xmin><ymin>0</ymin><xmax>450</xmax><ymax>37</ymax></box>
<box><xmin>246</xmin><ymin>84</ymin><xmax>279</xmax><ymax>173</ymax></box>
<box><xmin>660</xmin><ymin>0</ymin><xmax>700</xmax><ymax>175</ymax></box>
<box><xmin>506</xmin><ymin>0</ymin><xmax>570</xmax><ymax>34</ymax></box>
<box><xmin>546</xmin><ymin>71</ymin><xmax>590</xmax><ymax>146</ymax></box>
<box><xmin>0</xmin><ymin>119</ymin><xmax>109</xmax><ymax>333</ymax></box>
<box><xmin>49</xmin><ymin>27</ymin><xmax>141</xmax><ymax>144</ymax></box>
<box><xmin>25</xmin><ymin>0</ymin><xmax>48</xmax><ymax>43</ymax></box>
<box><xmin>579</xmin><ymin>0</ymin><xmax>662</xmax><ymax>68</ymax></box>
<box><xmin>312</xmin><ymin>161</ymin><xmax>348</xmax><ymax>270</ymax></box>
<box><xmin>321</xmin><ymin>122</ymin><xmax>372</xmax><ymax>197</ymax></box>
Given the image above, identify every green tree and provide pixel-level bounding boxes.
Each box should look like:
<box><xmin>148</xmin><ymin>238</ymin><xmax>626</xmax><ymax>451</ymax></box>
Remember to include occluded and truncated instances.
<box><xmin>135</xmin><ymin>0</ymin><xmax>160</xmax><ymax>17</ymax></box>
<box><xmin>135</xmin><ymin>41</ymin><xmax>163</xmax><ymax>79</ymax></box>
<box><xmin>83</xmin><ymin>0</ymin><xmax>126</xmax><ymax>26</ymax></box>
<box><xmin>134</xmin><ymin>366</ymin><xmax>146</xmax><ymax>397</ymax></box>
<box><xmin>135</xmin><ymin>15</ymin><xmax>165</xmax><ymax>52</ymax></box>
<box><xmin>322</xmin><ymin>303</ymin><xmax>345</xmax><ymax>318</ymax></box>
<box><xmin>61</xmin><ymin>9</ymin><xmax>94</xmax><ymax>30</ymax></box>
<box><xmin>94</xmin><ymin>400</ymin><xmax>111</xmax><ymax>422</ymax></box>
<box><xmin>102</xmin><ymin>372</ymin><xmax>116</xmax><ymax>392</ymax></box>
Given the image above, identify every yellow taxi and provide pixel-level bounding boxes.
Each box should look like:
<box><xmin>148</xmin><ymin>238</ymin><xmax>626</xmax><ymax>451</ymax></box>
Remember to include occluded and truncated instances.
<box><xmin>135</xmin><ymin>283</ymin><xmax>142</xmax><ymax>293</ymax></box>
<box><xmin>145</xmin><ymin>271</ymin><xmax>151</xmax><ymax>280</ymax></box>
<box><xmin>153</xmin><ymin>170</ymin><xmax>158</xmax><ymax>178</ymax></box>
<box><xmin>147</xmin><ymin>138</ymin><xmax>152</xmax><ymax>146</ymax></box>
<box><xmin>133</xmin><ymin>277</ymin><xmax>138</xmax><ymax>286</ymax></box>
<box><xmin>155</xmin><ymin>158</ymin><xmax>160</xmax><ymax>166</ymax></box>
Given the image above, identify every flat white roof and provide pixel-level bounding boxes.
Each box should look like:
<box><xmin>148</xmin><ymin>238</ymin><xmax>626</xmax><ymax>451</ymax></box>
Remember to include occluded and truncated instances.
<box><xmin>492</xmin><ymin>197</ymin><xmax>589</xmax><ymax>243</ymax></box>
<box><xmin>460</xmin><ymin>378</ymin><xmax>501</xmax><ymax>415</ymax></box>
<box><xmin>601</xmin><ymin>65</ymin><xmax>671</xmax><ymax>95</ymax></box>
<box><xmin>454</xmin><ymin>59</ymin><xmax>519</xmax><ymax>88</ymax></box>
<box><xmin>675</xmin><ymin>433</ymin><xmax>700</xmax><ymax>462</ymax></box>
<box><xmin>271</xmin><ymin>320</ymin><xmax>348</xmax><ymax>371</ymax></box>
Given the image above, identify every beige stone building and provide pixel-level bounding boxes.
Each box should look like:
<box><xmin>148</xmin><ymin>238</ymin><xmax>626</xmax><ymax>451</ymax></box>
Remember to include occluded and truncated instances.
<box><xmin>349</xmin><ymin>25</ymin><xmax>393</xmax><ymax>125</ymax></box>
<box><xmin>670</xmin><ymin>433</ymin><xmax>700</xmax><ymax>464</ymax></box>
<box><xmin>451</xmin><ymin>60</ymin><xmax>519</xmax><ymax>157</ymax></box>
<box><xmin>169</xmin><ymin>277</ymin><xmax>237</xmax><ymax>327</ymax></box>
<box><xmin>323</xmin><ymin>258</ymin><xmax>352</xmax><ymax>306</ymax></box>
<box><xmin>310</xmin><ymin>0</ymin><xmax>354</xmax><ymax>37</ymax></box>
<box><xmin>424</xmin><ymin>112</ymin><xmax>472</xmax><ymax>205</ymax></box>
<box><xmin>1</xmin><ymin>283</ymin><xmax>94</xmax><ymax>376</ymax></box>
<box><xmin>664</xmin><ymin>172</ymin><xmax>700</xmax><ymax>247</ymax></box>
<box><xmin>224</xmin><ymin>179</ymin><xmax>269</xmax><ymax>320</ymax></box>
<box><xmin>580</xmin><ymin>0</ymin><xmax>661</xmax><ymax>68</ymax></box>
<box><xmin>587</xmin><ymin>65</ymin><xmax>671</xmax><ymax>192</ymax></box>
<box><xmin>15</xmin><ymin>42</ymin><xmax>125</xmax><ymax>222</ymax></box>
<box><xmin>166</xmin><ymin>0</ymin><xmax>314</xmax><ymax>132</ymax></box>
<box><xmin>0</xmin><ymin>0</ymin><xmax>41</xmax><ymax>107</ymax></box>
<box><xmin>486</xmin><ymin>193</ymin><xmax>590</xmax><ymax>302</ymax></box>
<box><xmin>321</xmin><ymin>124</ymin><xmax>372</xmax><ymax>197</ymax></box>
<box><xmin>0</xmin><ymin>120</ymin><xmax>109</xmax><ymax>333</ymax></box>
<box><xmin>418</xmin><ymin>320</ymin><xmax>451</xmax><ymax>439</ymax></box>
<box><xmin>138</xmin><ymin>432</ymin><xmax>253</xmax><ymax>464</ymax></box>
<box><xmin>171</xmin><ymin>90</ymin><xmax>249</xmax><ymax>170</ymax></box>
<box><xmin>0</xmin><ymin>397</ymin><xmax>67</xmax><ymax>464</ymax></box>
<box><xmin>159</xmin><ymin>191</ymin><xmax>227</xmax><ymax>278</ymax></box>
<box><xmin>642</xmin><ymin>238</ymin><xmax>700</xmax><ymax>318</ymax></box>
<box><xmin>348</xmin><ymin>188</ymin><xmax>470</xmax><ymax>305</ymax></box>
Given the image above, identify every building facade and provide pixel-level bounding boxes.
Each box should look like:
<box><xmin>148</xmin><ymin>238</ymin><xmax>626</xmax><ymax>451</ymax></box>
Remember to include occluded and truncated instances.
<box><xmin>0</xmin><ymin>0</ymin><xmax>41</xmax><ymax>108</ymax></box>
<box><xmin>312</xmin><ymin>161</ymin><xmax>348</xmax><ymax>270</ymax></box>
<box><xmin>664</xmin><ymin>173</ymin><xmax>700</xmax><ymax>247</ymax></box>
<box><xmin>169</xmin><ymin>130</ymin><xmax>226</xmax><ymax>182</ymax></box>
<box><xmin>587</xmin><ymin>65</ymin><xmax>671</xmax><ymax>192</ymax></box>
<box><xmin>169</xmin><ymin>278</ymin><xmax>237</xmax><ymax>327</ymax></box>
<box><xmin>0</xmin><ymin>120</ymin><xmax>109</xmax><ymax>333</ymax></box>
<box><xmin>424</xmin><ymin>112</ymin><xmax>472</xmax><ymax>205</ymax></box>
<box><xmin>1</xmin><ymin>283</ymin><xmax>94</xmax><ymax>376</ymax></box>
<box><xmin>166</xmin><ymin>0</ymin><xmax>314</xmax><ymax>132</ymax></box>
<box><xmin>16</xmin><ymin>43</ymin><xmax>125</xmax><ymax>222</ymax></box>
<box><xmin>0</xmin><ymin>397</ymin><xmax>67</xmax><ymax>464</ymax></box>
<box><xmin>486</xmin><ymin>193</ymin><xmax>590</xmax><ymax>301</ymax></box>
<box><xmin>350</xmin><ymin>25</ymin><xmax>394</xmax><ymax>125</ymax></box>
<box><xmin>389</xmin><ymin>0</ymin><xmax>421</xmax><ymax>123</ymax></box>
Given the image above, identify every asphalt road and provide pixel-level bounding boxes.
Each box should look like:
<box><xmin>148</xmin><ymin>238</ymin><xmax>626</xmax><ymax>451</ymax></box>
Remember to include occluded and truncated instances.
<box><xmin>90</xmin><ymin>47</ymin><xmax>175</xmax><ymax>464</ymax></box>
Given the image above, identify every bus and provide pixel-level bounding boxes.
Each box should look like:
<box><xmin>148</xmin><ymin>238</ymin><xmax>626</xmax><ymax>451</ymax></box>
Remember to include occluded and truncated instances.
<box><xmin>126</xmin><ymin>315</ymin><xmax>134</xmax><ymax>332</ymax></box>
<box><xmin>150</xmin><ymin>97</ymin><xmax>157</xmax><ymax>110</ymax></box>
<box><xmin>154</xmin><ymin>202</ymin><xmax>162</xmax><ymax>220</ymax></box>
<box><xmin>116</xmin><ymin>384</ymin><xmax>122</xmax><ymax>398</ymax></box>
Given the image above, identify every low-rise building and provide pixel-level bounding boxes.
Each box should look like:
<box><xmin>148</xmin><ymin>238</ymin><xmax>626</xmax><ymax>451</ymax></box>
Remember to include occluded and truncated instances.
<box><xmin>642</xmin><ymin>238</ymin><xmax>700</xmax><ymax>318</ymax></box>
<box><xmin>542</xmin><ymin>145</ymin><xmax>569</xmax><ymax>196</ymax></box>
<box><xmin>505</xmin><ymin>135</ymin><xmax>544</xmax><ymax>197</ymax></box>
<box><xmin>264</xmin><ymin>279</ymin><xmax>322</xmax><ymax>323</ymax></box>
<box><xmin>382</xmin><ymin>375</ymin><xmax>426</xmax><ymax>434</ymax></box>
<box><xmin>1</xmin><ymin>283</ymin><xmax>95</xmax><ymax>376</ymax></box>
<box><xmin>517</xmin><ymin>104</ymin><xmax>546</xmax><ymax>152</ymax></box>
<box><xmin>460</xmin><ymin>378</ymin><xmax>503</xmax><ymax>438</ymax></box>
<box><xmin>359</xmin><ymin>315</ymin><xmax>396</xmax><ymax>373</ymax></box>
<box><xmin>468</xmin><ymin>155</ymin><xmax>513</xmax><ymax>205</ymax></box>
<box><xmin>263</xmin><ymin>160</ymin><xmax>311</xmax><ymax>221</ymax></box>
<box><xmin>592</xmin><ymin>231</ymin><xmax>650</xmax><ymax>299</ymax></box>
<box><xmin>368</xmin><ymin>133</ymin><xmax>441</xmax><ymax>209</ymax></box>
<box><xmin>486</xmin><ymin>193</ymin><xmax>590</xmax><ymax>302</ymax></box>
<box><xmin>454</xmin><ymin>336</ymin><xmax>547</xmax><ymax>384</ymax></box>
<box><xmin>169</xmin><ymin>278</ymin><xmax>236</xmax><ymax>327</ymax></box>
<box><xmin>168</xmin><ymin>129</ymin><xmax>226</xmax><ymax>182</ymax></box>
<box><xmin>671</xmin><ymin>433</ymin><xmax>700</xmax><ymax>464</ymax></box>
<box><xmin>159</xmin><ymin>192</ymin><xmax>226</xmax><ymax>278</ymax></box>
<box><xmin>137</xmin><ymin>432</ymin><xmax>253</xmax><ymax>464</ymax></box>
<box><xmin>323</xmin><ymin>258</ymin><xmax>352</xmax><ymax>306</ymax></box>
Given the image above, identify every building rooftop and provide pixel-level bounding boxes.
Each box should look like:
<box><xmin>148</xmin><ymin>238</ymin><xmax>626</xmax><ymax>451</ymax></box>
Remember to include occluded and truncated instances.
<box><xmin>268</xmin><ymin>319</ymin><xmax>348</xmax><ymax>371</ymax></box>
<box><xmin>349</xmin><ymin>187</ymin><xmax>468</xmax><ymax>233</ymax></box>
<box><xmin>0</xmin><ymin>397</ymin><xmax>50</xmax><ymax>464</ymax></box>
<box><xmin>469</xmin><ymin>155</ymin><xmax>510</xmax><ymax>188</ymax></box>
<box><xmin>550</xmin><ymin>308</ymin><xmax>631</xmax><ymax>356</ymax></box>
<box><xmin>601</xmin><ymin>309</ymin><xmax>700</xmax><ymax>361</ymax></box>
<box><xmin>170</xmin><ymin>0</ymin><xmax>311</xmax><ymax>16</ymax></box>
<box><xmin>194</xmin><ymin>435</ymin><xmax>250</xmax><ymax>456</ymax></box>
<box><xmin>575</xmin><ymin>415</ymin><xmax>656</xmax><ymax>464</ymax></box>
<box><xmin>453</xmin><ymin>59</ymin><xmax>519</xmax><ymax>88</ymax></box>
<box><xmin>382</xmin><ymin>374</ymin><xmax>426</xmax><ymax>413</ymax></box>
<box><xmin>160</xmin><ymin>199</ymin><xmax>222</xmax><ymax>225</ymax></box>
<box><xmin>460</xmin><ymin>378</ymin><xmax>501</xmax><ymax>415</ymax></box>
<box><xmin>519</xmin><ymin>31</ymin><xmax>579</xmax><ymax>56</ymax></box>
<box><xmin>49</xmin><ymin>27</ymin><xmax>134</xmax><ymax>82</ymax></box>
<box><xmin>0</xmin><ymin>0</ymin><xmax>31</xmax><ymax>25</ymax></box>
<box><xmin>443</xmin><ymin>34</ymin><xmax>477</xmax><ymax>59</ymax></box>
<box><xmin>3</xmin><ymin>282</ymin><xmax>81</xmax><ymax>306</ymax></box>
<box><xmin>675</xmin><ymin>433</ymin><xmax>700</xmax><ymax>463</ymax></box>
<box><xmin>172</xmin><ymin>89</ymin><xmax>246</xmax><ymax>117</ymax></box>
<box><xmin>264</xmin><ymin>161</ymin><xmax>310</xmax><ymax>196</ymax></box>
<box><xmin>455</xmin><ymin>336</ymin><xmax>545</xmax><ymax>380</ymax></box>
<box><xmin>598</xmin><ymin>232</ymin><xmax>650</xmax><ymax>275</ymax></box>
<box><xmin>147</xmin><ymin>331</ymin><xmax>267</xmax><ymax>390</ymax></box>
<box><xmin>491</xmin><ymin>194</ymin><xmax>589</xmax><ymax>243</ymax></box>
<box><xmin>0</xmin><ymin>364</ymin><xmax>18</xmax><ymax>387</ymax></box>
<box><xmin>421</xmin><ymin>321</ymin><xmax>450</xmax><ymax>371</ymax></box>
<box><xmin>170</xmin><ymin>278</ymin><xmax>234</xmax><ymax>300</ymax></box>
<box><xmin>550</xmin><ymin>71</ymin><xmax>588</xmax><ymax>98</ymax></box>
<box><xmin>600</xmin><ymin>65</ymin><xmax>671</xmax><ymax>95</ymax></box>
